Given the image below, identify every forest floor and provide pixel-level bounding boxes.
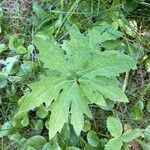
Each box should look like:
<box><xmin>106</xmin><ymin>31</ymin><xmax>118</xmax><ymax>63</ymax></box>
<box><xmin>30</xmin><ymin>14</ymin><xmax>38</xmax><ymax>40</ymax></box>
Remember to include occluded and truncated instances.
<box><xmin>0</xmin><ymin>0</ymin><xmax>150</xmax><ymax>150</ymax></box>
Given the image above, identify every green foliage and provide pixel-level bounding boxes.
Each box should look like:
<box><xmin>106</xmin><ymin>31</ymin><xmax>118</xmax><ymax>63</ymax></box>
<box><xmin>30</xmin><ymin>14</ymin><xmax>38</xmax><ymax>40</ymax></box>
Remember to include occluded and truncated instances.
<box><xmin>0</xmin><ymin>121</ymin><xmax>14</xmax><ymax>138</ymax></box>
<box><xmin>26</xmin><ymin>135</ymin><xmax>47</xmax><ymax>149</ymax></box>
<box><xmin>105</xmin><ymin>117</ymin><xmax>144</xmax><ymax>150</ymax></box>
<box><xmin>0</xmin><ymin>0</ymin><xmax>150</xmax><ymax>149</ymax></box>
<box><xmin>87</xmin><ymin>130</ymin><xmax>99</xmax><ymax>147</ymax></box>
<box><xmin>144</xmin><ymin>126</ymin><xmax>150</xmax><ymax>141</ymax></box>
<box><xmin>15</xmin><ymin>22</ymin><xmax>136</xmax><ymax>140</ymax></box>
<box><xmin>122</xmin><ymin>128</ymin><xmax>144</xmax><ymax>142</ymax></box>
<box><xmin>106</xmin><ymin>117</ymin><xmax>122</xmax><ymax>137</ymax></box>
<box><xmin>105</xmin><ymin>138</ymin><xmax>123</xmax><ymax>150</ymax></box>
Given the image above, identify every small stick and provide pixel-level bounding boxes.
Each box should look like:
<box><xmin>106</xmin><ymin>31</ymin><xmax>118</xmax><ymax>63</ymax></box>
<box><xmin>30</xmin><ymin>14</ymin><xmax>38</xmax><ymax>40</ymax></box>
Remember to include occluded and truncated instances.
<box><xmin>122</xmin><ymin>72</ymin><xmax>129</xmax><ymax>93</ymax></box>
<box><xmin>116</xmin><ymin>72</ymin><xmax>129</xmax><ymax>112</ymax></box>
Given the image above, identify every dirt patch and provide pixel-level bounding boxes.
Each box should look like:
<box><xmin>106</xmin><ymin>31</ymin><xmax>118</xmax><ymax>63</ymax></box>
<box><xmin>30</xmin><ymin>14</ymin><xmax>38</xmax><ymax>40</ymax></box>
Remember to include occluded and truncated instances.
<box><xmin>1</xmin><ymin>0</ymin><xmax>33</xmax><ymax>35</ymax></box>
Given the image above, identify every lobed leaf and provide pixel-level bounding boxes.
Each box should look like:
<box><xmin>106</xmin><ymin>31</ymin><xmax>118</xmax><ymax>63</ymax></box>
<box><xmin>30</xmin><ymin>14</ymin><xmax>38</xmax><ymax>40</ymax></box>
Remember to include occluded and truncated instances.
<box><xmin>16</xmin><ymin>22</ymin><xmax>136</xmax><ymax>139</ymax></box>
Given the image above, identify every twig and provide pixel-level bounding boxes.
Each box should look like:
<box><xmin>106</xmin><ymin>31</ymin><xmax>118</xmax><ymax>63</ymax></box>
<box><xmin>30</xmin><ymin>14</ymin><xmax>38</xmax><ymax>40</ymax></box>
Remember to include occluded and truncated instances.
<box><xmin>116</xmin><ymin>72</ymin><xmax>129</xmax><ymax>111</ymax></box>
<box><xmin>122</xmin><ymin>72</ymin><xmax>129</xmax><ymax>93</ymax></box>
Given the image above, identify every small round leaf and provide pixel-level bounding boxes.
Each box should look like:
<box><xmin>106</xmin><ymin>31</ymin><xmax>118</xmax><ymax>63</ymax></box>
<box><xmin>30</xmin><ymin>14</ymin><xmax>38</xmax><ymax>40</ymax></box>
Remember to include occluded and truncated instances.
<box><xmin>87</xmin><ymin>130</ymin><xmax>99</xmax><ymax>147</ymax></box>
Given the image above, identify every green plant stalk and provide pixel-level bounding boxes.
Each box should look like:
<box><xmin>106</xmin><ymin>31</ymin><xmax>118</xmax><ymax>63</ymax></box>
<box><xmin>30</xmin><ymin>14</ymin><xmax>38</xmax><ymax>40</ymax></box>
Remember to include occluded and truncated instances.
<box><xmin>60</xmin><ymin>0</ymin><xmax>64</xmax><ymax>25</ymax></box>
<box><xmin>116</xmin><ymin>31</ymin><xmax>131</xmax><ymax>111</ymax></box>
<box><xmin>55</xmin><ymin>0</ymin><xmax>80</xmax><ymax>37</ymax></box>
<box><xmin>91</xmin><ymin>0</ymin><xmax>93</xmax><ymax>16</ymax></box>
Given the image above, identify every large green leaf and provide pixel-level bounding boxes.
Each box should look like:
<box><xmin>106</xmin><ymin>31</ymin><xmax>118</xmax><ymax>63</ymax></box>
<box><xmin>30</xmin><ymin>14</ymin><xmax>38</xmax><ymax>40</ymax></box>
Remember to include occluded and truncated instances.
<box><xmin>48</xmin><ymin>82</ymin><xmax>72</xmax><ymax>139</ymax></box>
<box><xmin>34</xmin><ymin>23</ymin><xmax>136</xmax><ymax>76</ymax></box>
<box><xmin>18</xmin><ymin>76</ymin><xmax>66</xmax><ymax>111</ymax></box>
<box><xmin>49</xmin><ymin>83</ymin><xmax>92</xmax><ymax>139</ymax></box>
<box><xmin>80</xmin><ymin>50</ymin><xmax>136</xmax><ymax>78</ymax></box>
<box><xmin>80</xmin><ymin>81</ymin><xmax>107</xmax><ymax>106</ymax></box>
<box><xmin>33</xmin><ymin>34</ymin><xmax>71</xmax><ymax>76</ymax></box>
<box><xmin>16</xmin><ymin>22</ymin><xmax>136</xmax><ymax>139</ymax></box>
<box><xmin>70</xmin><ymin>84</ymin><xmax>92</xmax><ymax>136</ymax></box>
<box><xmin>81</xmin><ymin>77</ymin><xmax>128</xmax><ymax>102</ymax></box>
